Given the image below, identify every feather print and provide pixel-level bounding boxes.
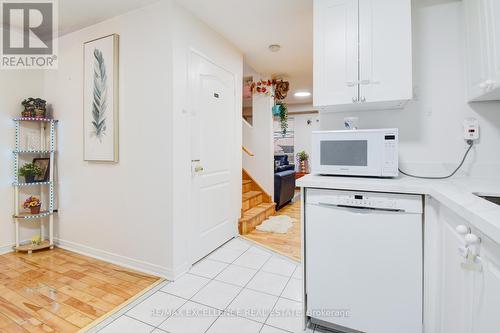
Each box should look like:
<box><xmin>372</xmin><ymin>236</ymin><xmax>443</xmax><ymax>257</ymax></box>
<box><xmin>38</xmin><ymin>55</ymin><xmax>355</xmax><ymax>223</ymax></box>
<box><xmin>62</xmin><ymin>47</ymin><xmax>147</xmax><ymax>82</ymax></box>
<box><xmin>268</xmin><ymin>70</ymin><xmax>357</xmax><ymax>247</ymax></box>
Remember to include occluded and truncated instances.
<box><xmin>91</xmin><ymin>48</ymin><xmax>107</xmax><ymax>141</ymax></box>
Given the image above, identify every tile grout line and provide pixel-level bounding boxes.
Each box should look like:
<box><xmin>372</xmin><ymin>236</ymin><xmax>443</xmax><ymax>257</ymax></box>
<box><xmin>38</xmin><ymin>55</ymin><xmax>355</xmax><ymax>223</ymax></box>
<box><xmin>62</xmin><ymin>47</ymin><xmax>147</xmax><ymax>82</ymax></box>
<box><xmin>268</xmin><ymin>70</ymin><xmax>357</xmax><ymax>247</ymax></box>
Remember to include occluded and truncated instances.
<box><xmin>200</xmin><ymin>242</ymin><xmax>268</xmax><ymax>332</ymax></box>
<box><xmin>155</xmin><ymin>238</ymin><xmax>254</xmax><ymax>332</ymax></box>
<box><xmin>260</xmin><ymin>265</ymin><xmax>296</xmax><ymax>333</ymax></box>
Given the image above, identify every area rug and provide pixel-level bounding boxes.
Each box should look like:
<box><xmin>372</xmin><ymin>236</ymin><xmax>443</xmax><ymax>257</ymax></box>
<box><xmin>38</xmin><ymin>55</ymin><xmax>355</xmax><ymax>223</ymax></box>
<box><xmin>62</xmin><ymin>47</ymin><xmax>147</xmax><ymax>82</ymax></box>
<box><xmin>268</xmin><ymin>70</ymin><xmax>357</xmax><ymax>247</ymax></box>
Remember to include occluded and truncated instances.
<box><xmin>256</xmin><ymin>215</ymin><xmax>294</xmax><ymax>234</ymax></box>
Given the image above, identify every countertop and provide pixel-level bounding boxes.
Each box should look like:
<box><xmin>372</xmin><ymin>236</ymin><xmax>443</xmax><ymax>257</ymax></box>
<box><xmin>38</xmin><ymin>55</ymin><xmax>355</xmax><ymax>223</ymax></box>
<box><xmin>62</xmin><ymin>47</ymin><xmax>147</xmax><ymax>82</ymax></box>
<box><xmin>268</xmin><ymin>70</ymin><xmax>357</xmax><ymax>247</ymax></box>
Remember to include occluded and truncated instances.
<box><xmin>297</xmin><ymin>174</ymin><xmax>500</xmax><ymax>245</ymax></box>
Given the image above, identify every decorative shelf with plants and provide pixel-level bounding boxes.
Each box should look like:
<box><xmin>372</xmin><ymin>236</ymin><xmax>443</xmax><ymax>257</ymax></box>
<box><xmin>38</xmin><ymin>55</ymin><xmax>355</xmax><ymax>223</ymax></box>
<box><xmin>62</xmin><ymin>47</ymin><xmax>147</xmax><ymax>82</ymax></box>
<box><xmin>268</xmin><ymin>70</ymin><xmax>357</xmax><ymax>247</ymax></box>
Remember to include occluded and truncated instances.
<box><xmin>13</xmin><ymin>98</ymin><xmax>58</xmax><ymax>254</ymax></box>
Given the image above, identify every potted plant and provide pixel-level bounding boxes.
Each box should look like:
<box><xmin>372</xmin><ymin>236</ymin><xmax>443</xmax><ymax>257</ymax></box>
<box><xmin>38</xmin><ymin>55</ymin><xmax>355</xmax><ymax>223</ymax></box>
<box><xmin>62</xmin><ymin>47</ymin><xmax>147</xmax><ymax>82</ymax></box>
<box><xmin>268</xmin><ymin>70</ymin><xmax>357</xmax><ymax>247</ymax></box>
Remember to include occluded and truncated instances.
<box><xmin>276</xmin><ymin>101</ymin><xmax>289</xmax><ymax>136</ymax></box>
<box><xmin>23</xmin><ymin>196</ymin><xmax>41</xmax><ymax>214</ymax></box>
<box><xmin>21</xmin><ymin>98</ymin><xmax>47</xmax><ymax>118</ymax></box>
<box><xmin>21</xmin><ymin>98</ymin><xmax>35</xmax><ymax>117</ymax></box>
<box><xmin>33</xmin><ymin>98</ymin><xmax>47</xmax><ymax>118</ymax></box>
<box><xmin>297</xmin><ymin>150</ymin><xmax>309</xmax><ymax>173</ymax></box>
<box><xmin>19</xmin><ymin>163</ymin><xmax>42</xmax><ymax>183</ymax></box>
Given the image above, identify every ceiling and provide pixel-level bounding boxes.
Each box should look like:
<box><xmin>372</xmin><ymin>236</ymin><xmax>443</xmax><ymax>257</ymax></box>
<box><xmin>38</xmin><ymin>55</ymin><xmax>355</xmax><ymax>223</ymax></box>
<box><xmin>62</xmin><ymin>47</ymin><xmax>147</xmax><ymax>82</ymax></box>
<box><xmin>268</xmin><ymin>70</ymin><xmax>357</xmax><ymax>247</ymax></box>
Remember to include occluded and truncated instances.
<box><xmin>53</xmin><ymin>0</ymin><xmax>313</xmax><ymax>104</ymax></box>
<box><xmin>57</xmin><ymin>0</ymin><xmax>160</xmax><ymax>37</ymax></box>
<box><xmin>175</xmin><ymin>0</ymin><xmax>313</xmax><ymax>104</ymax></box>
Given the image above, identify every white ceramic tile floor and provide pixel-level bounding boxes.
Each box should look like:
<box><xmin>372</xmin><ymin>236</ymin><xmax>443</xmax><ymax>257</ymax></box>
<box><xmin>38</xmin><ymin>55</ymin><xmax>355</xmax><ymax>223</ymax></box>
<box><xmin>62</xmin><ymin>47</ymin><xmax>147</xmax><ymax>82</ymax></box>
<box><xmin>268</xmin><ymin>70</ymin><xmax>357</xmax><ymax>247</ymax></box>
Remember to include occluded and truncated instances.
<box><xmin>214</xmin><ymin>264</ymin><xmax>257</xmax><ymax>287</ymax></box>
<box><xmin>226</xmin><ymin>288</ymin><xmax>278</xmax><ymax>323</ymax></box>
<box><xmin>191</xmin><ymin>279</ymin><xmax>242</xmax><ymax>310</ymax></box>
<box><xmin>261</xmin><ymin>256</ymin><xmax>297</xmax><ymax>277</ymax></box>
<box><xmin>95</xmin><ymin>237</ymin><xmax>321</xmax><ymax>333</ymax></box>
<box><xmin>281</xmin><ymin>278</ymin><xmax>303</xmax><ymax>302</ymax></box>
<box><xmin>158</xmin><ymin>301</ymin><xmax>221</xmax><ymax>333</ymax></box>
<box><xmin>126</xmin><ymin>291</ymin><xmax>186</xmax><ymax>326</ymax></box>
<box><xmin>189</xmin><ymin>259</ymin><xmax>229</xmax><ymax>279</ymax></box>
<box><xmin>98</xmin><ymin>315</ymin><xmax>154</xmax><ymax>333</ymax></box>
<box><xmin>246</xmin><ymin>270</ymin><xmax>290</xmax><ymax>296</ymax></box>
<box><xmin>160</xmin><ymin>273</ymin><xmax>210</xmax><ymax>299</ymax></box>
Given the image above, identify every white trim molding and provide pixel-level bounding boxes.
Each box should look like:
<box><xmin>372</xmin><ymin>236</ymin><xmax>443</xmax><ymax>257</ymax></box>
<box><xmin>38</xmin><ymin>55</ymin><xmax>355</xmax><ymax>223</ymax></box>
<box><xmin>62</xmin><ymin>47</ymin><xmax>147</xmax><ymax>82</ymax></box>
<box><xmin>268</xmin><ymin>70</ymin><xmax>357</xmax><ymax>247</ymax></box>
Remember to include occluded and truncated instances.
<box><xmin>55</xmin><ymin>238</ymin><xmax>180</xmax><ymax>280</ymax></box>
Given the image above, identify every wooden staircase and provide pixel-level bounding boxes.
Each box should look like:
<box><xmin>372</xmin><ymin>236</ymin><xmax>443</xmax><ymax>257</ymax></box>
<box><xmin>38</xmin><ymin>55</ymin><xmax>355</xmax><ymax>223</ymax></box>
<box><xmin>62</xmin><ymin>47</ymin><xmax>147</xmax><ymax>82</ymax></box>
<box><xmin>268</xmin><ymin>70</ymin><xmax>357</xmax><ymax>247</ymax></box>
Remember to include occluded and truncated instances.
<box><xmin>239</xmin><ymin>170</ymin><xmax>276</xmax><ymax>235</ymax></box>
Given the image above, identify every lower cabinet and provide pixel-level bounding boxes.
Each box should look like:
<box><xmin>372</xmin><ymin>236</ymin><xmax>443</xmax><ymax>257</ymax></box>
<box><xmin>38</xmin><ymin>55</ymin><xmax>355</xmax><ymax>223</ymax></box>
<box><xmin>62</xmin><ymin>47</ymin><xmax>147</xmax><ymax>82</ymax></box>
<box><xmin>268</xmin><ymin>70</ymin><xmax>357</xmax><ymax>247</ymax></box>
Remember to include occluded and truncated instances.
<box><xmin>471</xmin><ymin>240</ymin><xmax>500</xmax><ymax>333</ymax></box>
<box><xmin>439</xmin><ymin>210</ymin><xmax>473</xmax><ymax>333</ymax></box>
<box><xmin>434</xmin><ymin>205</ymin><xmax>500</xmax><ymax>333</ymax></box>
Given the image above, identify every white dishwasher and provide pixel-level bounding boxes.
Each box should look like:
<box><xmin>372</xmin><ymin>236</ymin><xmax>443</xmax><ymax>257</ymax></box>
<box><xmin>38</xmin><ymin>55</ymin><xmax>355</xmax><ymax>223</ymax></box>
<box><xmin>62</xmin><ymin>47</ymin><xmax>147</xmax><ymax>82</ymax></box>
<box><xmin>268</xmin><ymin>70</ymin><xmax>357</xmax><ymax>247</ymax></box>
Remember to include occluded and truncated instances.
<box><xmin>305</xmin><ymin>189</ymin><xmax>423</xmax><ymax>333</ymax></box>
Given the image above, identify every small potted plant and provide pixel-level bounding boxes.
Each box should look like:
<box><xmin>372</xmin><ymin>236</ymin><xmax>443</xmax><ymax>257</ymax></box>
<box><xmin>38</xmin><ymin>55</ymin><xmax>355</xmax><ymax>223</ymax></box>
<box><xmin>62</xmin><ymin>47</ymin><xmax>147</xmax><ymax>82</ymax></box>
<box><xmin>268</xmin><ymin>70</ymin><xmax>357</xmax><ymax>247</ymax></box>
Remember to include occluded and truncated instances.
<box><xmin>33</xmin><ymin>98</ymin><xmax>47</xmax><ymax>118</ymax></box>
<box><xmin>21</xmin><ymin>98</ymin><xmax>35</xmax><ymax>117</ymax></box>
<box><xmin>19</xmin><ymin>163</ymin><xmax>43</xmax><ymax>183</ymax></box>
<box><xmin>23</xmin><ymin>196</ymin><xmax>42</xmax><ymax>214</ymax></box>
<box><xmin>297</xmin><ymin>150</ymin><xmax>309</xmax><ymax>173</ymax></box>
<box><xmin>21</xmin><ymin>98</ymin><xmax>47</xmax><ymax>118</ymax></box>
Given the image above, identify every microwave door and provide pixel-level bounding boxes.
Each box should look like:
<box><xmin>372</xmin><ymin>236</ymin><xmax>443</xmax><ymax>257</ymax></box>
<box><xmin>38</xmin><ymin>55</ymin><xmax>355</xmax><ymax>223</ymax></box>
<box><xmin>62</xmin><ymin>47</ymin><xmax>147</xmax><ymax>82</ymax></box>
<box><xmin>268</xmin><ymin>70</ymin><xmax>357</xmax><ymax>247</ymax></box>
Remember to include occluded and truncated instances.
<box><xmin>315</xmin><ymin>138</ymin><xmax>382</xmax><ymax>176</ymax></box>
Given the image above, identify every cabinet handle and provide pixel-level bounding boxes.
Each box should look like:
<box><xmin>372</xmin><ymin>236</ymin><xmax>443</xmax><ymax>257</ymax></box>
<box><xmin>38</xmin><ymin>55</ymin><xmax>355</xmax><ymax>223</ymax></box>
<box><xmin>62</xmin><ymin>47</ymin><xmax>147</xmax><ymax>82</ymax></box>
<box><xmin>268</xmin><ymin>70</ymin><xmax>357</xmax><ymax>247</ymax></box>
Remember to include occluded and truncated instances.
<box><xmin>360</xmin><ymin>96</ymin><xmax>366</xmax><ymax>103</ymax></box>
<box><xmin>352</xmin><ymin>96</ymin><xmax>358</xmax><ymax>103</ymax></box>
<box><xmin>465</xmin><ymin>233</ymin><xmax>481</xmax><ymax>245</ymax></box>
<box><xmin>456</xmin><ymin>225</ymin><xmax>470</xmax><ymax>235</ymax></box>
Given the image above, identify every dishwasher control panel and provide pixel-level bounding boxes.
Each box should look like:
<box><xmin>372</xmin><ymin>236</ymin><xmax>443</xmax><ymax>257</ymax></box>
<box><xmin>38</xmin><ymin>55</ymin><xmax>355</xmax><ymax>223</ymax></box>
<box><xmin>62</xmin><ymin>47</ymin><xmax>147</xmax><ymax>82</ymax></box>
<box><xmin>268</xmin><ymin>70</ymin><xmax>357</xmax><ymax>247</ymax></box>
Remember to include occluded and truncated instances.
<box><xmin>306</xmin><ymin>189</ymin><xmax>423</xmax><ymax>213</ymax></box>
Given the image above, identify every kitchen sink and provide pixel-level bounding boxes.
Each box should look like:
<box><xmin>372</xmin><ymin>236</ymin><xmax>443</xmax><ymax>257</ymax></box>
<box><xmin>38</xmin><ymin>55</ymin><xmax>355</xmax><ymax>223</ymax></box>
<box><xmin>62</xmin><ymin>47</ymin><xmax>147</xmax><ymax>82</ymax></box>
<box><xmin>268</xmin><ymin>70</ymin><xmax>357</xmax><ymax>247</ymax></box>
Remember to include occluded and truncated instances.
<box><xmin>474</xmin><ymin>194</ymin><xmax>500</xmax><ymax>206</ymax></box>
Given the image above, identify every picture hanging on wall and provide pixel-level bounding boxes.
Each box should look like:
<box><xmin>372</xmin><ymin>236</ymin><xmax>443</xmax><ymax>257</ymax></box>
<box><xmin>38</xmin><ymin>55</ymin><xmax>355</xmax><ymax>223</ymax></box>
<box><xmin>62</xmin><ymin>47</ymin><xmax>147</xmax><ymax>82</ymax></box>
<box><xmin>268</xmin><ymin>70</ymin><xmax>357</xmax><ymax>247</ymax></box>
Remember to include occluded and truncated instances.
<box><xmin>83</xmin><ymin>34</ymin><xmax>119</xmax><ymax>162</ymax></box>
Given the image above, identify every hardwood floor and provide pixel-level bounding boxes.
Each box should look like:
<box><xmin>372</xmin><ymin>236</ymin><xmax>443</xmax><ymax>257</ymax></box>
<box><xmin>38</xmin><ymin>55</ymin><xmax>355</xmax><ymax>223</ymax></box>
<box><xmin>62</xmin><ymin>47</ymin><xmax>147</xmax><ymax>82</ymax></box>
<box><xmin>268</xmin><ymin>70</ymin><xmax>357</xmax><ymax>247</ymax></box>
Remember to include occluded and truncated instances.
<box><xmin>242</xmin><ymin>197</ymin><xmax>301</xmax><ymax>261</ymax></box>
<box><xmin>0</xmin><ymin>248</ymin><xmax>161</xmax><ymax>333</ymax></box>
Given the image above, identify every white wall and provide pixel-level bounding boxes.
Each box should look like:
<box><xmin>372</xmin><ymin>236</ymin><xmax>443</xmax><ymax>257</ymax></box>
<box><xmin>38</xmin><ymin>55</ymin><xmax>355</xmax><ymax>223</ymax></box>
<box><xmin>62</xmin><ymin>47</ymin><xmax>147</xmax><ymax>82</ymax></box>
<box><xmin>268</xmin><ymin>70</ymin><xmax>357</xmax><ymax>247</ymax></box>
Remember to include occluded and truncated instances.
<box><xmin>169</xmin><ymin>1</ymin><xmax>243</xmax><ymax>276</ymax></box>
<box><xmin>43</xmin><ymin>2</ymin><xmax>175</xmax><ymax>276</ymax></box>
<box><xmin>291</xmin><ymin>113</ymin><xmax>320</xmax><ymax>169</ymax></box>
<box><xmin>243</xmin><ymin>95</ymin><xmax>275</xmax><ymax>196</ymax></box>
<box><xmin>0</xmin><ymin>69</ymin><xmax>45</xmax><ymax>253</ymax></box>
<box><xmin>1</xmin><ymin>0</ymin><xmax>242</xmax><ymax>279</ymax></box>
<box><xmin>319</xmin><ymin>0</ymin><xmax>500</xmax><ymax>178</ymax></box>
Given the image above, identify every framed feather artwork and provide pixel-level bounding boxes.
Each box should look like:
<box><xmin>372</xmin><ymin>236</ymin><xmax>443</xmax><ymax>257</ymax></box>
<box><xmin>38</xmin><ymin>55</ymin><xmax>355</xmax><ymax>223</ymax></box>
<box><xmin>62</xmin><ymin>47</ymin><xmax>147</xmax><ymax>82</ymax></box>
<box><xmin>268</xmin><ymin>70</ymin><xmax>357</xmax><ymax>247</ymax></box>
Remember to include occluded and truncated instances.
<box><xmin>83</xmin><ymin>34</ymin><xmax>119</xmax><ymax>162</ymax></box>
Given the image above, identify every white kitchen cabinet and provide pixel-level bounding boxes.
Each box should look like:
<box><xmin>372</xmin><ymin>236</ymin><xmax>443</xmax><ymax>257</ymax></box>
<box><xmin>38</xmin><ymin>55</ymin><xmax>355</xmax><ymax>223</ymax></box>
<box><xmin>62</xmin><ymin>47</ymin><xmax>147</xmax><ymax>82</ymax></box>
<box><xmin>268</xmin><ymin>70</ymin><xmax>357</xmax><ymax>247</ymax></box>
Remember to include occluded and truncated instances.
<box><xmin>464</xmin><ymin>0</ymin><xmax>500</xmax><ymax>102</ymax></box>
<box><xmin>436</xmin><ymin>206</ymin><xmax>500</xmax><ymax>333</ymax></box>
<box><xmin>471</xmin><ymin>237</ymin><xmax>500</xmax><ymax>333</ymax></box>
<box><xmin>439</xmin><ymin>214</ymin><xmax>473</xmax><ymax>333</ymax></box>
<box><xmin>313</xmin><ymin>0</ymin><xmax>412</xmax><ymax>112</ymax></box>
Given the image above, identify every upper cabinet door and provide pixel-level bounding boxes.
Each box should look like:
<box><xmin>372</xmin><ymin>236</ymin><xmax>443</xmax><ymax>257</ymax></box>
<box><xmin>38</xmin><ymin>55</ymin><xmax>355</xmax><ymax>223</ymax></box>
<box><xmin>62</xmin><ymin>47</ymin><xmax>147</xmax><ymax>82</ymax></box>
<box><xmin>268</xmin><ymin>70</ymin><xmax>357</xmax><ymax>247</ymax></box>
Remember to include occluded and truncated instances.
<box><xmin>485</xmin><ymin>0</ymin><xmax>500</xmax><ymax>90</ymax></box>
<box><xmin>358</xmin><ymin>0</ymin><xmax>412</xmax><ymax>105</ymax></box>
<box><xmin>464</xmin><ymin>0</ymin><xmax>491</xmax><ymax>101</ymax></box>
<box><xmin>313</xmin><ymin>0</ymin><xmax>358</xmax><ymax>107</ymax></box>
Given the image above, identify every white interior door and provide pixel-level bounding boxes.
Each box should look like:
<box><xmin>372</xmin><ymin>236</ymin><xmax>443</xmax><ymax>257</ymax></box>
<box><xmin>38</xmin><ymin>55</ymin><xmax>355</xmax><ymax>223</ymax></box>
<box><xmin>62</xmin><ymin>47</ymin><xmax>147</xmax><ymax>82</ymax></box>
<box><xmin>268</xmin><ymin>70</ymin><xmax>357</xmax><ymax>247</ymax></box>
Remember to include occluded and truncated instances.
<box><xmin>190</xmin><ymin>52</ymin><xmax>237</xmax><ymax>263</ymax></box>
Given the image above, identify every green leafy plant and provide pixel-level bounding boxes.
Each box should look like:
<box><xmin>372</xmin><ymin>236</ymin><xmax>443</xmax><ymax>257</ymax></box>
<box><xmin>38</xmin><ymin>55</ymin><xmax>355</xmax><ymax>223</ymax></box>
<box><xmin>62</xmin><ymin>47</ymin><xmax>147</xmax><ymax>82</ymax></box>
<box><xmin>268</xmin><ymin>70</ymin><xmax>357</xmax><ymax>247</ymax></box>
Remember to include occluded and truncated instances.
<box><xmin>277</xmin><ymin>101</ymin><xmax>288</xmax><ymax>136</ymax></box>
<box><xmin>19</xmin><ymin>163</ymin><xmax>42</xmax><ymax>177</ymax></box>
<box><xmin>297</xmin><ymin>150</ymin><xmax>309</xmax><ymax>162</ymax></box>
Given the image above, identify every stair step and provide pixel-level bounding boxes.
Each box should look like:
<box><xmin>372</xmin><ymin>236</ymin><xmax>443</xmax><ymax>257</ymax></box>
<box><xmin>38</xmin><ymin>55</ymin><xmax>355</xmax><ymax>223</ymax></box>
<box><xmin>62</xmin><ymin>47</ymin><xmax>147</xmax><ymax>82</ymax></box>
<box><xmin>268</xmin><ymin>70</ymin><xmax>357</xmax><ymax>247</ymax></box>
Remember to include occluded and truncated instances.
<box><xmin>242</xmin><ymin>191</ymin><xmax>263</xmax><ymax>211</ymax></box>
<box><xmin>240</xmin><ymin>202</ymin><xmax>276</xmax><ymax>222</ymax></box>
<box><xmin>239</xmin><ymin>202</ymin><xmax>276</xmax><ymax>235</ymax></box>
<box><xmin>242</xmin><ymin>179</ymin><xmax>253</xmax><ymax>193</ymax></box>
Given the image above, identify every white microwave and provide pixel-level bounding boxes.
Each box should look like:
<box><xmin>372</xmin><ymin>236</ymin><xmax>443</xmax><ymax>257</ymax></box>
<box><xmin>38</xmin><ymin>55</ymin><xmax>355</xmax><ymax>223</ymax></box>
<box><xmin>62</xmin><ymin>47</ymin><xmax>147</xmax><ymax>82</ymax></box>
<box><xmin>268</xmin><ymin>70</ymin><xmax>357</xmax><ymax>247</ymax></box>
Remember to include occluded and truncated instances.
<box><xmin>311</xmin><ymin>129</ymin><xmax>399</xmax><ymax>177</ymax></box>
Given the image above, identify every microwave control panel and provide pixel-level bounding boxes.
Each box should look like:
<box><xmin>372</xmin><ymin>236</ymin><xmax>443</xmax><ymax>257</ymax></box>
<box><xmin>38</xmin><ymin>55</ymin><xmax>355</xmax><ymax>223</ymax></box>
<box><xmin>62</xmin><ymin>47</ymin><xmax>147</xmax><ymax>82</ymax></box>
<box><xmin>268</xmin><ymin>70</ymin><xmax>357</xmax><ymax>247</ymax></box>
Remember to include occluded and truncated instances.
<box><xmin>382</xmin><ymin>132</ymin><xmax>398</xmax><ymax>176</ymax></box>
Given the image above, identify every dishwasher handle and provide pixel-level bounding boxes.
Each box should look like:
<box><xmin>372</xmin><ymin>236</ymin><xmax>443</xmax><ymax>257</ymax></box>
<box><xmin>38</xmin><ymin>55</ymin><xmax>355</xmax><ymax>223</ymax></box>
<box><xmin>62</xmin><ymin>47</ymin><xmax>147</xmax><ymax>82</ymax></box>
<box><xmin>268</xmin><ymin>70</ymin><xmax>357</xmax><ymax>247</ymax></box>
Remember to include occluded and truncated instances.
<box><xmin>315</xmin><ymin>202</ymin><xmax>406</xmax><ymax>213</ymax></box>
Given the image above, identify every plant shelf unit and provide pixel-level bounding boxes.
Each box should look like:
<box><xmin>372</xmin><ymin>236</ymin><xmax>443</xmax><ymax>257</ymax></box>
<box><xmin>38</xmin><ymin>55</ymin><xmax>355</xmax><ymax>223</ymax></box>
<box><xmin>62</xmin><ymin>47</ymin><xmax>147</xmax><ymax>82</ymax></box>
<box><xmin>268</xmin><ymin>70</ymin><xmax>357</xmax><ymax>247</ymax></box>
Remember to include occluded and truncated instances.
<box><xmin>13</xmin><ymin>118</ymin><xmax>58</xmax><ymax>254</ymax></box>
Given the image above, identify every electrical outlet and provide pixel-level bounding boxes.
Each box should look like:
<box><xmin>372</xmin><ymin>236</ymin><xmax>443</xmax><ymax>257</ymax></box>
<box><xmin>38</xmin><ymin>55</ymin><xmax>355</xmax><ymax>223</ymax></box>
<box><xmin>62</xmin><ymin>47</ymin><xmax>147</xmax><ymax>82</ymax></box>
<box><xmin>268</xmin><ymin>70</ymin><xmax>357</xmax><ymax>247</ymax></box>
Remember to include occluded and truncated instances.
<box><xmin>463</xmin><ymin>118</ymin><xmax>479</xmax><ymax>140</ymax></box>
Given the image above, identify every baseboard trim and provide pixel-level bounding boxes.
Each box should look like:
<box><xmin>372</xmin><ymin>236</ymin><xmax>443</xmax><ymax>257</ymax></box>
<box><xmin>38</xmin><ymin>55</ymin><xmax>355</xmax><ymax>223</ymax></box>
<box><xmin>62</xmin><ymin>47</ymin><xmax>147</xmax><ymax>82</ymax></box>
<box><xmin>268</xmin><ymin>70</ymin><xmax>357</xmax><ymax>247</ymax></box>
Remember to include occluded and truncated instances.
<box><xmin>56</xmin><ymin>238</ymin><xmax>175</xmax><ymax>280</ymax></box>
<box><xmin>0</xmin><ymin>243</ymin><xmax>13</xmax><ymax>255</ymax></box>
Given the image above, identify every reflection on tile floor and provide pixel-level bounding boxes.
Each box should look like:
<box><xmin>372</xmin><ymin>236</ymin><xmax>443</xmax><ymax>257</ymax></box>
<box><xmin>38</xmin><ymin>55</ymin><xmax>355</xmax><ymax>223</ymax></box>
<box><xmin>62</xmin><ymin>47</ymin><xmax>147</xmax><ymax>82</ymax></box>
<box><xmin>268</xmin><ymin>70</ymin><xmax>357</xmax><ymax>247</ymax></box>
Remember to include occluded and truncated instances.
<box><xmin>86</xmin><ymin>237</ymin><xmax>317</xmax><ymax>333</ymax></box>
